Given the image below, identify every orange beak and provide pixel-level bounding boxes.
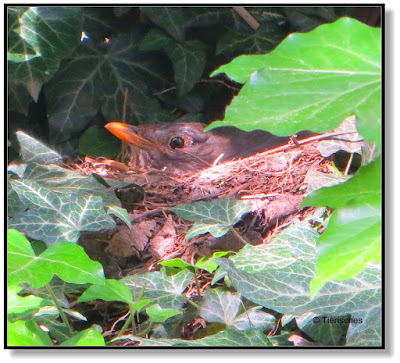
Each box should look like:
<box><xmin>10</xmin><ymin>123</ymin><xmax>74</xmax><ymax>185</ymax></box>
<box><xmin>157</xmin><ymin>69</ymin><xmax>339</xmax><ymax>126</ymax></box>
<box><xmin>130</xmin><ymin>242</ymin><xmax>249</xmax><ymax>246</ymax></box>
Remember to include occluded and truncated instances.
<box><xmin>105</xmin><ymin>122</ymin><xmax>158</xmax><ymax>150</ymax></box>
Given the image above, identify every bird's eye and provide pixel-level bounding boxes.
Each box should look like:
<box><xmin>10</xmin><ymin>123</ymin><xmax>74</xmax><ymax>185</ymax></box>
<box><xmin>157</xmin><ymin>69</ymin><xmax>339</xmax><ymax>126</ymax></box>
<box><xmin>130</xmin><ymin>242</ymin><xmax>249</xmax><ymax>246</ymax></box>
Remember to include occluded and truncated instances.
<box><xmin>169</xmin><ymin>136</ymin><xmax>185</xmax><ymax>149</ymax></box>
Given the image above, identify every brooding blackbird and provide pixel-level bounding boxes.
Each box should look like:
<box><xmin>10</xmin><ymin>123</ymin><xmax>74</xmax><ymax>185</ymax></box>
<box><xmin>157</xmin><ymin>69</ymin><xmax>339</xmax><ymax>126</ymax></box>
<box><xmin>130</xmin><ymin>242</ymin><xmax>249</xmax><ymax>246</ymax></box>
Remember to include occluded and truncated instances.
<box><xmin>105</xmin><ymin>121</ymin><xmax>292</xmax><ymax>174</ymax></box>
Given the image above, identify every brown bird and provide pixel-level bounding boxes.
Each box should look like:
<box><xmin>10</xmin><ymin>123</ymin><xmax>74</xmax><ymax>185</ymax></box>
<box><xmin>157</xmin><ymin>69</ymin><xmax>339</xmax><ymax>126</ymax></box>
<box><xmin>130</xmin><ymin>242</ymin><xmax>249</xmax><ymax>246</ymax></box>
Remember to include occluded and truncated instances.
<box><xmin>105</xmin><ymin>122</ymin><xmax>293</xmax><ymax>174</ymax></box>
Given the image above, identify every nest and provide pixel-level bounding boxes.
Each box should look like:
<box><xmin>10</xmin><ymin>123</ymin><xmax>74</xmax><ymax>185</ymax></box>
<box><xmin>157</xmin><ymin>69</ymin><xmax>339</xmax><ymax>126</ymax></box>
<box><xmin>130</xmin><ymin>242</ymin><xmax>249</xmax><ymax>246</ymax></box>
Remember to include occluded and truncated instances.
<box><xmin>75</xmin><ymin>137</ymin><xmax>331</xmax><ymax>278</ymax></box>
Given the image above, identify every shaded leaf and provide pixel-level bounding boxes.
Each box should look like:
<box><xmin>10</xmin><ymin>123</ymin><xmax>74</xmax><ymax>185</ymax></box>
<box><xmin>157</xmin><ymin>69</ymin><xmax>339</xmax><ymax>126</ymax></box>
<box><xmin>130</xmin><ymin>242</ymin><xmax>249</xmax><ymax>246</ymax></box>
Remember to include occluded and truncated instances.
<box><xmin>171</xmin><ymin>198</ymin><xmax>251</xmax><ymax>240</ymax></box>
<box><xmin>79</xmin><ymin>126</ymin><xmax>120</xmax><ymax>158</ymax></box>
<box><xmin>8</xmin><ymin>82</ymin><xmax>33</xmax><ymax>116</ymax></box>
<box><xmin>216</xmin><ymin>22</ymin><xmax>286</xmax><ymax>58</ymax></box>
<box><xmin>141</xmin><ymin>7</ymin><xmax>187</xmax><ymax>41</ymax></box>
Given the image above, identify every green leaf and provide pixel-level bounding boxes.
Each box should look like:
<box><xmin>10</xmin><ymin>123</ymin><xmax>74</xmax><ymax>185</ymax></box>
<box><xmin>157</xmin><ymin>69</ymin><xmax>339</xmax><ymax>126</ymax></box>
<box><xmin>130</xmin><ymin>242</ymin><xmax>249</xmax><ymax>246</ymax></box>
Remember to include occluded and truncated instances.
<box><xmin>200</xmin><ymin>288</ymin><xmax>241</xmax><ymax>325</ymax></box>
<box><xmin>8</xmin><ymin>82</ymin><xmax>33</xmax><ymax>116</ymax></box>
<box><xmin>216</xmin><ymin>22</ymin><xmax>286</xmax><ymax>58</ymax></box>
<box><xmin>9</xmin><ymin>179</ymin><xmax>115</xmax><ymax>244</ymax></box>
<box><xmin>8</xmin><ymin>230</ymin><xmax>105</xmax><ymax>288</ymax></box>
<box><xmin>166</xmin><ymin>40</ymin><xmax>206</xmax><ymax>96</ymax></box>
<box><xmin>121</xmin><ymin>269</ymin><xmax>194</xmax><ymax>310</ymax></box>
<box><xmin>297</xmin><ymin>312</ymin><xmax>350</xmax><ymax>346</ymax></box>
<box><xmin>158</xmin><ymin>258</ymin><xmax>193</xmax><ymax>270</ymax></box>
<box><xmin>8</xmin><ymin>320</ymin><xmax>53</xmax><ymax>346</ymax></box>
<box><xmin>231</xmin><ymin>306</ymin><xmax>276</xmax><ymax>332</ymax></box>
<box><xmin>8</xmin><ymin>7</ymin><xmax>82</xmax><ymax>86</ymax></box>
<box><xmin>129</xmin><ymin>327</ymin><xmax>272</xmax><ymax>346</ymax></box>
<box><xmin>8</xmin><ymin>285</ymin><xmax>52</xmax><ymax>318</ymax></box>
<box><xmin>208</xmin><ymin>18</ymin><xmax>381</xmax><ymax>149</ymax></box>
<box><xmin>139</xmin><ymin>28</ymin><xmax>172</xmax><ymax>52</ymax></box>
<box><xmin>79</xmin><ymin>126</ymin><xmax>120</xmax><ymax>158</ymax></box>
<box><xmin>211</xmin><ymin>219</ymin><xmax>381</xmax><ymax>346</ymax></box>
<box><xmin>24</xmin><ymin>163</ymin><xmax>122</xmax><ymax>207</ymax></box>
<box><xmin>44</xmin><ymin>27</ymin><xmax>173</xmax><ymax>144</ymax></box>
<box><xmin>310</xmin><ymin>203</ymin><xmax>381</xmax><ymax>298</ymax></box>
<box><xmin>16</xmin><ymin>131</ymin><xmax>62</xmax><ymax>164</ymax></box>
<box><xmin>302</xmin><ymin>157</ymin><xmax>381</xmax><ymax>208</ymax></box>
<box><xmin>146</xmin><ymin>304</ymin><xmax>182</xmax><ymax>323</ymax></box>
<box><xmin>171</xmin><ymin>198</ymin><xmax>251</xmax><ymax>240</ymax></box>
<box><xmin>60</xmin><ymin>327</ymin><xmax>106</xmax><ymax>346</ymax></box>
<box><xmin>79</xmin><ymin>279</ymin><xmax>133</xmax><ymax>305</ymax></box>
<box><xmin>140</xmin><ymin>7</ymin><xmax>187</xmax><ymax>41</ymax></box>
<box><xmin>304</xmin><ymin>169</ymin><xmax>350</xmax><ymax>195</ymax></box>
<box><xmin>107</xmin><ymin>206</ymin><xmax>132</xmax><ymax>229</ymax></box>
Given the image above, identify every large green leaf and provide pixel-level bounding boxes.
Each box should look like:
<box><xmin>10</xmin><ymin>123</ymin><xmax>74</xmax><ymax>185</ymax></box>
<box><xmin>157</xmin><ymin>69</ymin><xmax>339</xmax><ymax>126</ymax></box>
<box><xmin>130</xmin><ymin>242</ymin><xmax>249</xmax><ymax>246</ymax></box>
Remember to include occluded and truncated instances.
<box><xmin>171</xmin><ymin>198</ymin><xmax>251</xmax><ymax>239</ymax></box>
<box><xmin>8</xmin><ymin>320</ymin><xmax>53</xmax><ymax>346</ymax></box>
<box><xmin>208</xmin><ymin>18</ymin><xmax>381</xmax><ymax>149</ymax></box>
<box><xmin>9</xmin><ymin>179</ymin><xmax>115</xmax><ymax>244</ymax></box>
<box><xmin>303</xmin><ymin>157</ymin><xmax>381</xmax><ymax>208</ymax></box>
<box><xmin>309</xmin><ymin>203</ymin><xmax>381</xmax><ymax>298</ymax></box>
<box><xmin>8</xmin><ymin>229</ymin><xmax>105</xmax><ymax>288</ymax></box>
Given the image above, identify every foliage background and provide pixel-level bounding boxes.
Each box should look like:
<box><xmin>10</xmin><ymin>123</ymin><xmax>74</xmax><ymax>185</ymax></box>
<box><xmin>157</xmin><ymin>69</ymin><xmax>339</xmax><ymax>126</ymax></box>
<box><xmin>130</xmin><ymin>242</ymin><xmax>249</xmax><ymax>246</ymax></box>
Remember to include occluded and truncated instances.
<box><xmin>7</xmin><ymin>6</ymin><xmax>372</xmax><ymax>159</ymax></box>
<box><xmin>7</xmin><ymin>6</ymin><xmax>382</xmax><ymax>347</ymax></box>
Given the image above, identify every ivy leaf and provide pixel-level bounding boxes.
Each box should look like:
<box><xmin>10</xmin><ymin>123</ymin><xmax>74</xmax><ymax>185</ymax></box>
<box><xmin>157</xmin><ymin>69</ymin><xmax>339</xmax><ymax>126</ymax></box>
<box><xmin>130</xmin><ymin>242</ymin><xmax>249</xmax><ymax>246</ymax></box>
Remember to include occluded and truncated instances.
<box><xmin>60</xmin><ymin>327</ymin><xmax>106</xmax><ymax>347</ymax></box>
<box><xmin>44</xmin><ymin>26</ymin><xmax>173</xmax><ymax>145</ymax></box>
<box><xmin>166</xmin><ymin>40</ymin><xmax>206</xmax><ymax>96</ymax></box>
<box><xmin>129</xmin><ymin>327</ymin><xmax>272</xmax><ymax>347</ymax></box>
<box><xmin>16</xmin><ymin>131</ymin><xmax>62</xmax><ymax>165</ymax></box>
<box><xmin>9</xmin><ymin>180</ymin><xmax>115</xmax><ymax>244</ymax></box>
<box><xmin>24</xmin><ymin>163</ymin><xmax>122</xmax><ymax>207</ymax></box>
<box><xmin>303</xmin><ymin>157</ymin><xmax>381</xmax><ymax>208</ymax></box>
<box><xmin>8</xmin><ymin>230</ymin><xmax>105</xmax><ymax>289</ymax></box>
<box><xmin>79</xmin><ymin>279</ymin><xmax>133</xmax><ymax>305</ymax></box>
<box><xmin>8</xmin><ymin>7</ymin><xmax>82</xmax><ymax>87</ymax></box>
<box><xmin>78</xmin><ymin>126</ymin><xmax>120</xmax><ymax>158</ymax></box>
<box><xmin>8</xmin><ymin>82</ymin><xmax>33</xmax><ymax>116</ymax></box>
<box><xmin>171</xmin><ymin>198</ymin><xmax>251</xmax><ymax>240</ymax></box>
<box><xmin>8</xmin><ymin>320</ymin><xmax>53</xmax><ymax>346</ymax></box>
<box><xmin>200</xmin><ymin>288</ymin><xmax>241</xmax><ymax>325</ymax></box>
<box><xmin>310</xmin><ymin>203</ymin><xmax>381</xmax><ymax>298</ymax></box>
<box><xmin>140</xmin><ymin>7</ymin><xmax>187</xmax><ymax>41</ymax></box>
<box><xmin>121</xmin><ymin>269</ymin><xmax>194</xmax><ymax>310</ymax></box>
<box><xmin>208</xmin><ymin>18</ymin><xmax>381</xmax><ymax>149</ymax></box>
<box><xmin>216</xmin><ymin>22</ymin><xmax>287</xmax><ymax>58</ymax></box>
<box><xmin>211</xmin><ymin>220</ymin><xmax>381</xmax><ymax>346</ymax></box>
<box><xmin>107</xmin><ymin>206</ymin><xmax>132</xmax><ymax>229</ymax></box>
<box><xmin>146</xmin><ymin>304</ymin><xmax>182</xmax><ymax>323</ymax></box>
